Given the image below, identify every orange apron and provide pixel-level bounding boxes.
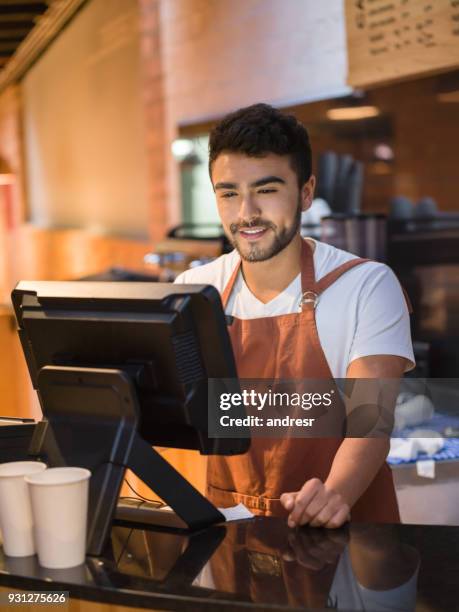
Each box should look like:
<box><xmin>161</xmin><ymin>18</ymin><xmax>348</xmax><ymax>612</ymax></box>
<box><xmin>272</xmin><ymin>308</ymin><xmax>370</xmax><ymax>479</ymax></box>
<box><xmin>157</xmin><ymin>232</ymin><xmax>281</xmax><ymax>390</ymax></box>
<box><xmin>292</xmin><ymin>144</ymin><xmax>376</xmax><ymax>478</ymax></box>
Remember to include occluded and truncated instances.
<box><xmin>209</xmin><ymin>520</ymin><xmax>341</xmax><ymax>608</ymax></box>
<box><xmin>207</xmin><ymin>238</ymin><xmax>401</xmax><ymax>523</ymax></box>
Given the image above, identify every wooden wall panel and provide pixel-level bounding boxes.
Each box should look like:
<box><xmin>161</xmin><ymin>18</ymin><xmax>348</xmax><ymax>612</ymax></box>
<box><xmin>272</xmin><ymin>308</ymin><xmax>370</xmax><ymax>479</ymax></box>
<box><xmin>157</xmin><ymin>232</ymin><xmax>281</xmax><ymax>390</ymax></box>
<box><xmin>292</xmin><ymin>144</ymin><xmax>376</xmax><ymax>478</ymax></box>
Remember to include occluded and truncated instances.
<box><xmin>368</xmin><ymin>76</ymin><xmax>459</xmax><ymax>211</ymax></box>
<box><xmin>5</xmin><ymin>225</ymin><xmax>152</xmax><ymax>286</ymax></box>
<box><xmin>289</xmin><ymin>67</ymin><xmax>459</xmax><ymax>214</ymax></box>
<box><xmin>22</xmin><ymin>0</ymin><xmax>152</xmax><ymax>240</ymax></box>
<box><xmin>0</xmin><ymin>225</ymin><xmax>155</xmax><ymax>424</ymax></box>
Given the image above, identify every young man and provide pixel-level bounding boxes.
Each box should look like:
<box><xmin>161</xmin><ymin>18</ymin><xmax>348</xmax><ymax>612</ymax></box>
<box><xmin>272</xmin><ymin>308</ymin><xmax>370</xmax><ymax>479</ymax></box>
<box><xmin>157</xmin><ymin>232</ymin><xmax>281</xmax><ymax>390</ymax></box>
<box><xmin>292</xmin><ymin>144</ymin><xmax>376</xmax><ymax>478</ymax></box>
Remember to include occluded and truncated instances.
<box><xmin>175</xmin><ymin>103</ymin><xmax>415</xmax><ymax>528</ymax></box>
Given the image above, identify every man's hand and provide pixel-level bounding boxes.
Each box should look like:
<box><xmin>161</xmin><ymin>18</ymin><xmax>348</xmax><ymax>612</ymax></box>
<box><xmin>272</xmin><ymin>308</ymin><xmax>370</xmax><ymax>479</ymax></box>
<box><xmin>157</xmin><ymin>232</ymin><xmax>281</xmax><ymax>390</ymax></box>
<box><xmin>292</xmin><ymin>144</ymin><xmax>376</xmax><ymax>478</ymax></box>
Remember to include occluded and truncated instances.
<box><xmin>279</xmin><ymin>356</ymin><xmax>407</xmax><ymax>530</ymax></box>
<box><xmin>282</xmin><ymin>528</ymin><xmax>349</xmax><ymax>570</ymax></box>
<box><xmin>280</xmin><ymin>478</ymin><xmax>350</xmax><ymax>529</ymax></box>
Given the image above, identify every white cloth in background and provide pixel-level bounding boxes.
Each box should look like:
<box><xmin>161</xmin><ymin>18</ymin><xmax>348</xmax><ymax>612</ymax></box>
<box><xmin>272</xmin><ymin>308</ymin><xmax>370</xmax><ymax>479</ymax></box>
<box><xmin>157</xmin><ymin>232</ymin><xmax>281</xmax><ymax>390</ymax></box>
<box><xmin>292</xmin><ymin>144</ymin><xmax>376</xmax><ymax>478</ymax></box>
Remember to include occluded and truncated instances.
<box><xmin>394</xmin><ymin>394</ymin><xmax>435</xmax><ymax>430</ymax></box>
<box><xmin>389</xmin><ymin>432</ymin><xmax>444</xmax><ymax>461</ymax></box>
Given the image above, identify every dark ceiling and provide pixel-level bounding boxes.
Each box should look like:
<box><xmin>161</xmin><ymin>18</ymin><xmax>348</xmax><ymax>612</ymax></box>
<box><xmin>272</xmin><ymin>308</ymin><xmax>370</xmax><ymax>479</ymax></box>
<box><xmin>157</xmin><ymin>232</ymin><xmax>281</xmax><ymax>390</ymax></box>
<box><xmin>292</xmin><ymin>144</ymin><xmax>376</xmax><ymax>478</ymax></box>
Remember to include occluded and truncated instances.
<box><xmin>0</xmin><ymin>1</ymin><xmax>49</xmax><ymax>71</ymax></box>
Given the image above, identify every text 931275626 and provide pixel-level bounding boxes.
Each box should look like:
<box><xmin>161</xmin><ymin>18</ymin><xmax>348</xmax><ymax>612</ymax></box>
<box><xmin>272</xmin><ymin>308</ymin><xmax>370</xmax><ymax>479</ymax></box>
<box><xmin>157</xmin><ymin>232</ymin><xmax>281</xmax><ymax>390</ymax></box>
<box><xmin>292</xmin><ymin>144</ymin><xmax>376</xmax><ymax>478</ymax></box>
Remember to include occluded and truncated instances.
<box><xmin>0</xmin><ymin>592</ymin><xmax>69</xmax><ymax>606</ymax></box>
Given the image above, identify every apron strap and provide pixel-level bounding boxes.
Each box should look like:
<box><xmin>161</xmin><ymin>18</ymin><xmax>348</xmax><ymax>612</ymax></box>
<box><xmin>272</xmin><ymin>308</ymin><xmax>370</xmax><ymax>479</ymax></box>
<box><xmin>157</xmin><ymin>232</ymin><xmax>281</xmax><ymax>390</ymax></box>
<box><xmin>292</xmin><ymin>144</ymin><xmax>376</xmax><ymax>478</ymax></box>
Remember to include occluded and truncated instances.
<box><xmin>221</xmin><ymin>258</ymin><xmax>242</xmax><ymax>309</ymax></box>
<box><xmin>222</xmin><ymin>242</ymin><xmax>413</xmax><ymax>315</ymax></box>
<box><xmin>300</xmin><ymin>241</ymin><xmax>370</xmax><ymax>310</ymax></box>
<box><xmin>313</xmin><ymin>257</ymin><xmax>413</xmax><ymax>315</ymax></box>
<box><xmin>223</xmin><ymin>239</ymin><xmax>315</xmax><ymax>310</ymax></box>
<box><xmin>300</xmin><ymin>251</ymin><xmax>370</xmax><ymax>311</ymax></box>
<box><xmin>300</xmin><ymin>238</ymin><xmax>316</xmax><ymax>291</ymax></box>
<box><xmin>315</xmin><ymin>258</ymin><xmax>371</xmax><ymax>295</ymax></box>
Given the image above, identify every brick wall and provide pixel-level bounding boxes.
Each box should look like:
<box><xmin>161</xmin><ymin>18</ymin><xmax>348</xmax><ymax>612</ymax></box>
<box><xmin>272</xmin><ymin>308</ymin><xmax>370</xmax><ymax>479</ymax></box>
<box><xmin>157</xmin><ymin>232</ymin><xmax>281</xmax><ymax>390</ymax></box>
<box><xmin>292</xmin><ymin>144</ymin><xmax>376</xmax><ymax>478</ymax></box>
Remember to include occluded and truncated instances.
<box><xmin>0</xmin><ymin>85</ymin><xmax>25</xmax><ymax>301</ymax></box>
<box><xmin>139</xmin><ymin>0</ymin><xmax>169</xmax><ymax>241</ymax></box>
<box><xmin>0</xmin><ymin>85</ymin><xmax>25</xmax><ymax>225</ymax></box>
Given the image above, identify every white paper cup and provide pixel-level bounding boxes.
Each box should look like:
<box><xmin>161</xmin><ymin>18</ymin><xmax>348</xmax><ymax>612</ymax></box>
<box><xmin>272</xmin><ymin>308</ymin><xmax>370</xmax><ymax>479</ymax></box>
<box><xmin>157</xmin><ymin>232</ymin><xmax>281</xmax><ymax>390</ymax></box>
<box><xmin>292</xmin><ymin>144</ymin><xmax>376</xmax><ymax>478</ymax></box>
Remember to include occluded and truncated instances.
<box><xmin>25</xmin><ymin>467</ymin><xmax>91</xmax><ymax>569</ymax></box>
<box><xmin>0</xmin><ymin>461</ymin><xmax>47</xmax><ymax>556</ymax></box>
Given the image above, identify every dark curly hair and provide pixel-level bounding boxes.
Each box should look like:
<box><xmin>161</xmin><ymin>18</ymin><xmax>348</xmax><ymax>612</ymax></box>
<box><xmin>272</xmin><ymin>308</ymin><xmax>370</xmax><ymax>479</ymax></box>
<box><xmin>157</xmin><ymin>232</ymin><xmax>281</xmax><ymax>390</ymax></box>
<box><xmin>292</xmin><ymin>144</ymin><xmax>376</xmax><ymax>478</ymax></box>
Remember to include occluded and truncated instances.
<box><xmin>208</xmin><ymin>103</ymin><xmax>312</xmax><ymax>189</ymax></box>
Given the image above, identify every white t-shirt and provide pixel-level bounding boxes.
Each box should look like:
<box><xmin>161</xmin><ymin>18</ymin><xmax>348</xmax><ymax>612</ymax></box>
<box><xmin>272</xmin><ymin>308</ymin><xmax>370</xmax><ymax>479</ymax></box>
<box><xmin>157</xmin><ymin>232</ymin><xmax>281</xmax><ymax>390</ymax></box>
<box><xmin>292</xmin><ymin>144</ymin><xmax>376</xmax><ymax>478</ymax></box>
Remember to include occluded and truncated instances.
<box><xmin>174</xmin><ymin>239</ymin><xmax>415</xmax><ymax>379</ymax></box>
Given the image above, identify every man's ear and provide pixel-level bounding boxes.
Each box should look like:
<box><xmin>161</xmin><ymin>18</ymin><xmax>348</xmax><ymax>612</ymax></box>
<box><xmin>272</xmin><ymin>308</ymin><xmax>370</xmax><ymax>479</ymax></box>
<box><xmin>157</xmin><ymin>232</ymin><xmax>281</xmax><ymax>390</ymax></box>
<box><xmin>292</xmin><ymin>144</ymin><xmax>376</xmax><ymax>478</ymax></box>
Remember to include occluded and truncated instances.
<box><xmin>300</xmin><ymin>175</ymin><xmax>316</xmax><ymax>212</ymax></box>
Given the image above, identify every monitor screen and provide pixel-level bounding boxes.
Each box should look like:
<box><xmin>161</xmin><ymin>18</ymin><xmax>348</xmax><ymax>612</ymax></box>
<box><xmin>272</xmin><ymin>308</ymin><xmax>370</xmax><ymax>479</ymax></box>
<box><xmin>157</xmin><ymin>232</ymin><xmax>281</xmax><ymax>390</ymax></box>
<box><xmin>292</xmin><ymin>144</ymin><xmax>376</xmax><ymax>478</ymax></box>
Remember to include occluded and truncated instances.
<box><xmin>12</xmin><ymin>281</ymin><xmax>249</xmax><ymax>456</ymax></box>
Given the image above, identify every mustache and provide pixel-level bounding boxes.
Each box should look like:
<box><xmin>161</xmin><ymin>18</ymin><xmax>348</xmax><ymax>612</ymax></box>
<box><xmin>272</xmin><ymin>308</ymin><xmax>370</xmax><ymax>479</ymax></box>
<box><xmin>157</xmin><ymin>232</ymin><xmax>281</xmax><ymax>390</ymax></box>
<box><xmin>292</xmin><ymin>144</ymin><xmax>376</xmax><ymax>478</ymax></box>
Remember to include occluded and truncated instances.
<box><xmin>229</xmin><ymin>219</ymin><xmax>276</xmax><ymax>235</ymax></box>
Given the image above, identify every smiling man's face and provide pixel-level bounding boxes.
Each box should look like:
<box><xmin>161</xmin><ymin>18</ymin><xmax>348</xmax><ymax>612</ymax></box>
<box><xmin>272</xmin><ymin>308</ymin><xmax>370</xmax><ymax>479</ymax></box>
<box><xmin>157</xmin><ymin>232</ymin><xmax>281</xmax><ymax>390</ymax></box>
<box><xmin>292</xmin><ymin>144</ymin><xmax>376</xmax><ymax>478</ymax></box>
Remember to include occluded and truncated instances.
<box><xmin>211</xmin><ymin>152</ymin><xmax>315</xmax><ymax>262</ymax></box>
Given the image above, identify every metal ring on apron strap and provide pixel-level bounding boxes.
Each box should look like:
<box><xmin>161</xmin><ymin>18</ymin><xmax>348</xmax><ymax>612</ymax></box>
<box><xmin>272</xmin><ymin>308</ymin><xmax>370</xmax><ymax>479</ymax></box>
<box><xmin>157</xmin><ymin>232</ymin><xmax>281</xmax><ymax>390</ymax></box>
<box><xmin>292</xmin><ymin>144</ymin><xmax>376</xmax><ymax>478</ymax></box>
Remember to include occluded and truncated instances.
<box><xmin>300</xmin><ymin>291</ymin><xmax>319</xmax><ymax>309</ymax></box>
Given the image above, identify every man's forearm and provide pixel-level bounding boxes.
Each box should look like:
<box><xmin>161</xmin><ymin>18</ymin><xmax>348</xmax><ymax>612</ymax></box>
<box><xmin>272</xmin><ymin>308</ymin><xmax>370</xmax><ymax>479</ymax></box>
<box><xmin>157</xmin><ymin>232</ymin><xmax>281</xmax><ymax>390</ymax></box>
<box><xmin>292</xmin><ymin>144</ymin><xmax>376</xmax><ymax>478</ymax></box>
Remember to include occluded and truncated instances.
<box><xmin>324</xmin><ymin>437</ymin><xmax>390</xmax><ymax>508</ymax></box>
<box><xmin>331</xmin><ymin>355</ymin><xmax>407</xmax><ymax>510</ymax></box>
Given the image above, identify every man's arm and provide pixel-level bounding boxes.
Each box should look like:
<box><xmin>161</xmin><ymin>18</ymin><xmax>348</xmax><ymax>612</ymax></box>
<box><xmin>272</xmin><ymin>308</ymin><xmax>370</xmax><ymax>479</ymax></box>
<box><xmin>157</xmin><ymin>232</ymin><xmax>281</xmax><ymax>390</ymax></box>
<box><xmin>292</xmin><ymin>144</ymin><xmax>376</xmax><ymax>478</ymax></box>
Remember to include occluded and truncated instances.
<box><xmin>323</xmin><ymin>354</ymin><xmax>407</xmax><ymax>517</ymax></box>
<box><xmin>280</xmin><ymin>354</ymin><xmax>408</xmax><ymax>528</ymax></box>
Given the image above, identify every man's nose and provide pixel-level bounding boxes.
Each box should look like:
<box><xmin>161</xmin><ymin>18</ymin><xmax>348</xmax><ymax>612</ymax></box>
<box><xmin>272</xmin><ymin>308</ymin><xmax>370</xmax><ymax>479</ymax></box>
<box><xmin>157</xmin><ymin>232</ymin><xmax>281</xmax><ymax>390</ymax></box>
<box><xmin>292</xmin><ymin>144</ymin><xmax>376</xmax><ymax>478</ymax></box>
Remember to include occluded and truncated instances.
<box><xmin>239</xmin><ymin>192</ymin><xmax>260</xmax><ymax>221</ymax></box>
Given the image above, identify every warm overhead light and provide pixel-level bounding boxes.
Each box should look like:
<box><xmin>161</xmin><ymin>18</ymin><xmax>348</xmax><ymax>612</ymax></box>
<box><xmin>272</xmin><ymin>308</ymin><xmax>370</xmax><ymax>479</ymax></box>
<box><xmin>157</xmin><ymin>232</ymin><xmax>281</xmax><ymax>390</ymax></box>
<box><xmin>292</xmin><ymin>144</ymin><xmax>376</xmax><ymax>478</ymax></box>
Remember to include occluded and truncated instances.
<box><xmin>326</xmin><ymin>106</ymin><xmax>380</xmax><ymax>120</ymax></box>
<box><xmin>374</xmin><ymin>143</ymin><xmax>394</xmax><ymax>161</ymax></box>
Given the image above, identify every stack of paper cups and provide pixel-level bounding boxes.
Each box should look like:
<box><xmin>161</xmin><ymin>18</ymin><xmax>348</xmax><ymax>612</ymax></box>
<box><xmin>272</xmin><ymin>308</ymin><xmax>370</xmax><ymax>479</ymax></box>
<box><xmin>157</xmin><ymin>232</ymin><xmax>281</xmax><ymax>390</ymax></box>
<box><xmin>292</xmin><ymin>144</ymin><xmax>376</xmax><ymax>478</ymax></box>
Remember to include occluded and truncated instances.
<box><xmin>25</xmin><ymin>467</ymin><xmax>91</xmax><ymax>569</ymax></box>
<box><xmin>0</xmin><ymin>461</ymin><xmax>47</xmax><ymax>556</ymax></box>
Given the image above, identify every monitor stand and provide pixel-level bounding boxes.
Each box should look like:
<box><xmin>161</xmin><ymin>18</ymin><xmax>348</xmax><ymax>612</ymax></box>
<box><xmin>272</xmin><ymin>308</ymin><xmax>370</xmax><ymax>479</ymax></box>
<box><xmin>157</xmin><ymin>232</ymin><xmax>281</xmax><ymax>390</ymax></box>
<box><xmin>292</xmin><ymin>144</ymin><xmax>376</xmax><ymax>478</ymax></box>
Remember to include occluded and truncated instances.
<box><xmin>87</xmin><ymin>523</ymin><xmax>227</xmax><ymax>590</ymax></box>
<box><xmin>28</xmin><ymin>365</ymin><xmax>225</xmax><ymax>557</ymax></box>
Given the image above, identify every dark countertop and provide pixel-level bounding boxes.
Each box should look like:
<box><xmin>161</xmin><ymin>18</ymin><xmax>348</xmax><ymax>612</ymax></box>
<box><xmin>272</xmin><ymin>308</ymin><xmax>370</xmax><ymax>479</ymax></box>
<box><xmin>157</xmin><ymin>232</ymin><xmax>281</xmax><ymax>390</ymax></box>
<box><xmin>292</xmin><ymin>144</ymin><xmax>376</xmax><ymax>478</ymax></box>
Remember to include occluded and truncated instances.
<box><xmin>0</xmin><ymin>517</ymin><xmax>458</xmax><ymax>611</ymax></box>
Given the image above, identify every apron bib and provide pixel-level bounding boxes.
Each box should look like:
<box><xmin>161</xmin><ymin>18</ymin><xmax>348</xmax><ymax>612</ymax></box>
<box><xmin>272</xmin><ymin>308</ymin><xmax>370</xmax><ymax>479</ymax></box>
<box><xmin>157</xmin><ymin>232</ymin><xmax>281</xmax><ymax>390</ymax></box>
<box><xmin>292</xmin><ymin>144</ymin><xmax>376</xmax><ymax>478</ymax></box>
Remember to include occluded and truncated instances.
<box><xmin>207</xmin><ymin>239</ymin><xmax>401</xmax><ymax>523</ymax></box>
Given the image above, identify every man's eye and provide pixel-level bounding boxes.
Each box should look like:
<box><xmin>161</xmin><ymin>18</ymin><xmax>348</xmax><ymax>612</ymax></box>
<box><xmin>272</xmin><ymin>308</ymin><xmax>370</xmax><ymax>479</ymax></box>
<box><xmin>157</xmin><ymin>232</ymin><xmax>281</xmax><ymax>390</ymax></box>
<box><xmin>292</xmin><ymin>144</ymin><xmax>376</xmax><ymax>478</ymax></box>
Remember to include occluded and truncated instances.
<box><xmin>221</xmin><ymin>192</ymin><xmax>237</xmax><ymax>198</ymax></box>
<box><xmin>258</xmin><ymin>188</ymin><xmax>277</xmax><ymax>194</ymax></box>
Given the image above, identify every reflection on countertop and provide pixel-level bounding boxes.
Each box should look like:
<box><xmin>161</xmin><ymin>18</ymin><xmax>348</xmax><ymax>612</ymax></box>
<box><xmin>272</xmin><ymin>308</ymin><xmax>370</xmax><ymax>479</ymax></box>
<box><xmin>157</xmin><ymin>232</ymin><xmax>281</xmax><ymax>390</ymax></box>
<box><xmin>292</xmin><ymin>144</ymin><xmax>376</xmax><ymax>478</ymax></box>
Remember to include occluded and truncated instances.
<box><xmin>0</xmin><ymin>517</ymin><xmax>457</xmax><ymax>611</ymax></box>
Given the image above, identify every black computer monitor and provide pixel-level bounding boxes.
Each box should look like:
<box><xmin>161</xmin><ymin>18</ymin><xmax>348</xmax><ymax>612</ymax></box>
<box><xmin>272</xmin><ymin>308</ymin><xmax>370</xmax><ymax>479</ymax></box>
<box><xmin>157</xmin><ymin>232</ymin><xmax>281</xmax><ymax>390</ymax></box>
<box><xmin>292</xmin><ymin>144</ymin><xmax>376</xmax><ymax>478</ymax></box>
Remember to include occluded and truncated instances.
<box><xmin>12</xmin><ymin>281</ymin><xmax>249</xmax><ymax>555</ymax></box>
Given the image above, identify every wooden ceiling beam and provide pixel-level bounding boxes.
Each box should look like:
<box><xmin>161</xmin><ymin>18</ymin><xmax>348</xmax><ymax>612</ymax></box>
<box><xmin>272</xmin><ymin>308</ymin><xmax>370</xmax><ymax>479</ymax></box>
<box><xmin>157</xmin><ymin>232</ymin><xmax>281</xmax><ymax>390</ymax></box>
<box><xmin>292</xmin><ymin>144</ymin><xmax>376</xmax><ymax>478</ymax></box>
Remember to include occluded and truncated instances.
<box><xmin>0</xmin><ymin>28</ymin><xmax>30</xmax><ymax>38</ymax></box>
<box><xmin>0</xmin><ymin>19</ymin><xmax>35</xmax><ymax>28</ymax></box>
<box><xmin>0</xmin><ymin>13</ymin><xmax>42</xmax><ymax>22</ymax></box>
<box><xmin>0</xmin><ymin>43</ymin><xmax>18</xmax><ymax>53</ymax></box>
<box><xmin>0</xmin><ymin>0</ymin><xmax>87</xmax><ymax>92</ymax></box>
<box><xmin>0</xmin><ymin>4</ymin><xmax>48</xmax><ymax>15</ymax></box>
<box><xmin>0</xmin><ymin>36</ymin><xmax>26</xmax><ymax>44</ymax></box>
<box><xmin>0</xmin><ymin>0</ymin><xmax>49</xmax><ymax>5</ymax></box>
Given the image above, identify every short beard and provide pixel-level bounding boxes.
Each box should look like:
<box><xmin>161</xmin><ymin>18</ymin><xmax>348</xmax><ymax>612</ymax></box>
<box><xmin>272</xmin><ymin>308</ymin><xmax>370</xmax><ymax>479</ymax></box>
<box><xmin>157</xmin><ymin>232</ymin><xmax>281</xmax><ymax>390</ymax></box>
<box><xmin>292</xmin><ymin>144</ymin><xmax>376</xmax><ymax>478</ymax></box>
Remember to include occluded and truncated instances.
<box><xmin>228</xmin><ymin>201</ymin><xmax>302</xmax><ymax>263</ymax></box>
